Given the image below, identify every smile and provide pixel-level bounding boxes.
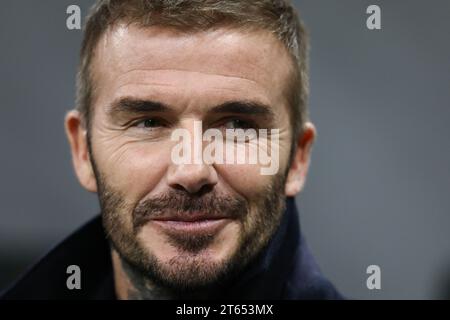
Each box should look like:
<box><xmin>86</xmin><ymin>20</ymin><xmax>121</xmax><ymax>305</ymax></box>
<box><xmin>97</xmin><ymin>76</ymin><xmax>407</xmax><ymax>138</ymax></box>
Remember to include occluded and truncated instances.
<box><xmin>150</xmin><ymin>218</ymin><xmax>232</xmax><ymax>235</ymax></box>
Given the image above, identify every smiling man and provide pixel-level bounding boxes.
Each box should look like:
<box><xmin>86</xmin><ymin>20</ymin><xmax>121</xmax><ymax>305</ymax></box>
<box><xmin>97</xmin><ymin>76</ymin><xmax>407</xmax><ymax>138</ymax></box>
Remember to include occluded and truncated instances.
<box><xmin>2</xmin><ymin>0</ymin><xmax>342</xmax><ymax>300</ymax></box>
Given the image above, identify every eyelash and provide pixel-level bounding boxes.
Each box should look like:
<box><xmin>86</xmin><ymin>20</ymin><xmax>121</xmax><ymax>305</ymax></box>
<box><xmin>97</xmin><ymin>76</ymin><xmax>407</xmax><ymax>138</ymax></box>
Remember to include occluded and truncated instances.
<box><xmin>218</xmin><ymin>118</ymin><xmax>259</xmax><ymax>130</ymax></box>
<box><xmin>129</xmin><ymin>118</ymin><xmax>167</xmax><ymax>129</ymax></box>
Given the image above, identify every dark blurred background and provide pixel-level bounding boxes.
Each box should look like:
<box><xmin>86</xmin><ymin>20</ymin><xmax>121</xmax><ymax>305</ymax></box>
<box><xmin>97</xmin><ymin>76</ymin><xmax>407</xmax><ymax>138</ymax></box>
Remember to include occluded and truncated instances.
<box><xmin>1</xmin><ymin>0</ymin><xmax>449</xmax><ymax>299</ymax></box>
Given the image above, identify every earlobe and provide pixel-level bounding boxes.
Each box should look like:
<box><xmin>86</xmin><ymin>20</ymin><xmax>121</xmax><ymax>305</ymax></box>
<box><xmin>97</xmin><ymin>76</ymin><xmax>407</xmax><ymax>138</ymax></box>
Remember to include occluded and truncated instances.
<box><xmin>284</xmin><ymin>122</ymin><xmax>316</xmax><ymax>197</ymax></box>
<box><xmin>65</xmin><ymin>110</ymin><xmax>98</xmax><ymax>193</ymax></box>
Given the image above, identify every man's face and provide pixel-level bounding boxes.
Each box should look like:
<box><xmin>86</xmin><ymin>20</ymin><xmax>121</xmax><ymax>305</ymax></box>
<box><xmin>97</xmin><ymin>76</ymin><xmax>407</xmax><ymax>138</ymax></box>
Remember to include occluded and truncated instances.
<box><xmin>77</xmin><ymin>24</ymin><xmax>304</xmax><ymax>291</ymax></box>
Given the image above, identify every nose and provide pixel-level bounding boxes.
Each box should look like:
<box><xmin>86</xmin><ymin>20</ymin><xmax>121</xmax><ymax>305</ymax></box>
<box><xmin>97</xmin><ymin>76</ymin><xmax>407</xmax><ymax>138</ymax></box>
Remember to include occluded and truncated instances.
<box><xmin>167</xmin><ymin>162</ymin><xmax>218</xmax><ymax>194</ymax></box>
<box><xmin>167</xmin><ymin>119</ymin><xmax>219</xmax><ymax>194</ymax></box>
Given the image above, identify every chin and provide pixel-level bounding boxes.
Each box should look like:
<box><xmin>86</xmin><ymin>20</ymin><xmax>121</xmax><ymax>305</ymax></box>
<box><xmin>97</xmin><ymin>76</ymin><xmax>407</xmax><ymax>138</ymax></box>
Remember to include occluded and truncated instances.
<box><xmin>150</xmin><ymin>247</ymin><xmax>234</xmax><ymax>290</ymax></box>
<box><xmin>137</xmin><ymin>223</ymin><xmax>241</xmax><ymax>289</ymax></box>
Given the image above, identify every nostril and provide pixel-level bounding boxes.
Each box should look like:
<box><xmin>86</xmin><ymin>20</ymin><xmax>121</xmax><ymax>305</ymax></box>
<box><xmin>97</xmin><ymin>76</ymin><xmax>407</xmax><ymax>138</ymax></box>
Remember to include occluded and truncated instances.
<box><xmin>194</xmin><ymin>184</ymin><xmax>214</xmax><ymax>197</ymax></box>
<box><xmin>167</xmin><ymin>162</ymin><xmax>219</xmax><ymax>195</ymax></box>
<box><xmin>171</xmin><ymin>182</ymin><xmax>214</xmax><ymax>196</ymax></box>
<box><xmin>171</xmin><ymin>184</ymin><xmax>187</xmax><ymax>192</ymax></box>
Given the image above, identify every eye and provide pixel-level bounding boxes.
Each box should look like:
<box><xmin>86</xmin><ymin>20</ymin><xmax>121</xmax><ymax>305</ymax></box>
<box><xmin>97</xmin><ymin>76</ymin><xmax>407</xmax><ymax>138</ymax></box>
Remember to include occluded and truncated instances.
<box><xmin>222</xmin><ymin>118</ymin><xmax>256</xmax><ymax>130</ymax></box>
<box><xmin>134</xmin><ymin>118</ymin><xmax>165</xmax><ymax>129</ymax></box>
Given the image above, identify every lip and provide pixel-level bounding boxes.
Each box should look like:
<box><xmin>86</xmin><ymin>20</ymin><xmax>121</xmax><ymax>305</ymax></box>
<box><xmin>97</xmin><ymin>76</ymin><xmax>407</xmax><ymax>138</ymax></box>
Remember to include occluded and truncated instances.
<box><xmin>150</xmin><ymin>218</ymin><xmax>231</xmax><ymax>235</ymax></box>
<box><xmin>152</xmin><ymin>212</ymin><xmax>231</xmax><ymax>222</ymax></box>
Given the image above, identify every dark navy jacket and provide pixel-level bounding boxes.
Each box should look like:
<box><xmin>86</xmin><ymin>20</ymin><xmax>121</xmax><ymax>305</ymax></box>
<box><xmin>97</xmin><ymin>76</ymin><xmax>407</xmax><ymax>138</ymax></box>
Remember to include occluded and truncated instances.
<box><xmin>1</xmin><ymin>197</ymin><xmax>343</xmax><ymax>299</ymax></box>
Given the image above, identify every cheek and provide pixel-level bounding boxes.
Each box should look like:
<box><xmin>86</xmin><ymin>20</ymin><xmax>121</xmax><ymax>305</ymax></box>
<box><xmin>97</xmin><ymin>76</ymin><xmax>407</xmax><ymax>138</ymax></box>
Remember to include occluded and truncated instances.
<box><xmin>215</xmin><ymin>163</ymin><xmax>273</xmax><ymax>200</ymax></box>
<box><xmin>97</xmin><ymin>141</ymin><xmax>172</xmax><ymax>203</ymax></box>
<box><xmin>214</xmin><ymin>140</ymin><xmax>292</xmax><ymax>199</ymax></box>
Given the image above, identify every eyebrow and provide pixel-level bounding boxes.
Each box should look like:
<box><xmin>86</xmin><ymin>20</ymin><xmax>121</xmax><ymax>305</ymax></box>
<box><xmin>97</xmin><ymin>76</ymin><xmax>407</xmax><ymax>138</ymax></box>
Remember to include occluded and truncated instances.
<box><xmin>209</xmin><ymin>101</ymin><xmax>275</xmax><ymax>119</ymax></box>
<box><xmin>106</xmin><ymin>97</ymin><xmax>275</xmax><ymax>120</ymax></box>
<box><xmin>106</xmin><ymin>98</ymin><xmax>172</xmax><ymax>116</ymax></box>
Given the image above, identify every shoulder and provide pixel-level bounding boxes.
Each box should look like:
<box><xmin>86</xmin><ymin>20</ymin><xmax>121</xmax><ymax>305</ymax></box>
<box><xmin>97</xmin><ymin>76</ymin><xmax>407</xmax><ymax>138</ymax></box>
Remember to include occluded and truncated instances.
<box><xmin>1</xmin><ymin>215</ymin><xmax>114</xmax><ymax>300</ymax></box>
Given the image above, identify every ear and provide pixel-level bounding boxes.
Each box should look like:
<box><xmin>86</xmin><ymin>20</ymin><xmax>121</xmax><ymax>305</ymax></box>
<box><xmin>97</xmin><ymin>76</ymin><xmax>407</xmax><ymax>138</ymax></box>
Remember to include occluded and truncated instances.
<box><xmin>285</xmin><ymin>122</ymin><xmax>316</xmax><ymax>196</ymax></box>
<box><xmin>64</xmin><ymin>110</ymin><xmax>98</xmax><ymax>193</ymax></box>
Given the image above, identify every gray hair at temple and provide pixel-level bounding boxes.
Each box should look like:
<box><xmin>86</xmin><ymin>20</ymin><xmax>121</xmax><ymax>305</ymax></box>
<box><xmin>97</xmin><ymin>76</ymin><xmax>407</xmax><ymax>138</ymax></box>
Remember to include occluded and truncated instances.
<box><xmin>76</xmin><ymin>0</ymin><xmax>310</xmax><ymax>147</ymax></box>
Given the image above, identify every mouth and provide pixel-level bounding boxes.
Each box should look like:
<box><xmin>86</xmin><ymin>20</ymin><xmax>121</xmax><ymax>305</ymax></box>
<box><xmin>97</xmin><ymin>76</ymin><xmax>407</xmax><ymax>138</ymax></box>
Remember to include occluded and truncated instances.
<box><xmin>150</xmin><ymin>213</ymin><xmax>233</xmax><ymax>235</ymax></box>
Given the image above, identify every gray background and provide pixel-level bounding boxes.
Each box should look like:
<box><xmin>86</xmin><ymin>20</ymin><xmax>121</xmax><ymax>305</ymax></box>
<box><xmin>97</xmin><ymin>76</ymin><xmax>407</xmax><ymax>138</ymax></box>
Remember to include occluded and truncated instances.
<box><xmin>1</xmin><ymin>0</ymin><xmax>449</xmax><ymax>299</ymax></box>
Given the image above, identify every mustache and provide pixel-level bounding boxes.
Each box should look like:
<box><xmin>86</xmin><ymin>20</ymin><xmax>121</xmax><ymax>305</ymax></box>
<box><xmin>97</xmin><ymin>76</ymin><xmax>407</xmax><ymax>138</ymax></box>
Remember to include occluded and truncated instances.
<box><xmin>132</xmin><ymin>189</ymin><xmax>247</xmax><ymax>231</ymax></box>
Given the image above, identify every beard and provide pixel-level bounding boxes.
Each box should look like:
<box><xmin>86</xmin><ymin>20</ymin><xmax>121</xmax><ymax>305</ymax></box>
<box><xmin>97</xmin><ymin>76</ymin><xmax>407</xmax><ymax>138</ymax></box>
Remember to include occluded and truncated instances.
<box><xmin>90</xmin><ymin>155</ymin><xmax>287</xmax><ymax>295</ymax></box>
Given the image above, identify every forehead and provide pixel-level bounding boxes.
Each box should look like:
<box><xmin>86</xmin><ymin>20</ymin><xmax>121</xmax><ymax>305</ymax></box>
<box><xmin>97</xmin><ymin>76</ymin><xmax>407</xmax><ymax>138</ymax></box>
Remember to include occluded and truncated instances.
<box><xmin>91</xmin><ymin>23</ymin><xmax>293</xmax><ymax>110</ymax></box>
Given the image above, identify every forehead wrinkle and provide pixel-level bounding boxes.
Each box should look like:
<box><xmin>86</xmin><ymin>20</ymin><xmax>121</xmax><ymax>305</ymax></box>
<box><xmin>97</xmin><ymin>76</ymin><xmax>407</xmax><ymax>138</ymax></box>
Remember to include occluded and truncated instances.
<box><xmin>114</xmin><ymin>68</ymin><xmax>262</xmax><ymax>87</ymax></box>
<box><xmin>96</xmin><ymin>26</ymin><xmax>280</xmax><ymax>86</ymax></box>
<box><xmin>111</xmin><ymin>68</ymin><xmax>272</xmax><ymax>104</ymax></box>
<box><xmin>114</xmin><ymin>81</ymin><xmax>175</xmax><ymax>93</ymax></box>
<box><xmin>115</xmin><ymin>82</ymin><xmax>266</xmax><ymax>99</ymax></box>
